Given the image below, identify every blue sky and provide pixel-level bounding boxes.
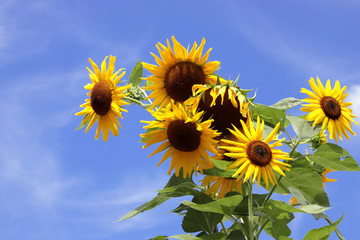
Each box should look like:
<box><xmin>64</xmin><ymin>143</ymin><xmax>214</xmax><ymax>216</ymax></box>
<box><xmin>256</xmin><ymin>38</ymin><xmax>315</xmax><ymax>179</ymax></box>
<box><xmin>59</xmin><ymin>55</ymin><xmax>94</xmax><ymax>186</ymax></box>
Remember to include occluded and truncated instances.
<box><xmin>0</xmin><ymin>0</ymin><xmax>359</xmax><ymax>239</ymax></box>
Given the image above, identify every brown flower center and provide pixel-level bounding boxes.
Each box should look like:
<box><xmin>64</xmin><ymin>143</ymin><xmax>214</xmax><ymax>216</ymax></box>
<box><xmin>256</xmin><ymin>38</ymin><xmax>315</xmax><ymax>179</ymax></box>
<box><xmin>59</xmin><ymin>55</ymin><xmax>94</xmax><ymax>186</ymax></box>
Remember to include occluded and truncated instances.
<box><xmin>320</xmin><ymin>96</ymin><xmax>341</xmax><ymax>120</ymax></box>
<box><xmin>197</xmin><ymin>89</ymin><xmax>247</xmax><ymax>136</ymax></box>
<box><xmin>164</xmin><ymin>61</ymin><xmax>205</xmax><ymax>102</ymax></box>
<box><xmin>246</xmin><ymin>141</ymin><xmax>272</xmax><ymax>166</ymax></box>
<box><xmin>90</xmin><ymin>80</ymin><xmax>112</xmax><ymax>116</ymax></box>
<box><xmin>167</xmin><ymin>120</ymin><xmax>201</xmax><ymax>152</ymax></box>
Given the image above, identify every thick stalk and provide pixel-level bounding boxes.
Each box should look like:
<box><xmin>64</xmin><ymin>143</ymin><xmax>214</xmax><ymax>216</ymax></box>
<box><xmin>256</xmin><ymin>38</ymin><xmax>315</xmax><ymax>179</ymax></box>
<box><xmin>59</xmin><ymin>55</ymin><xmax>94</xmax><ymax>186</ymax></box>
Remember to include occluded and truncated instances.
<box><xmin>247</xmin><ymin>181</ymin><xmax>254</xmax><ymax>240</ymax></box>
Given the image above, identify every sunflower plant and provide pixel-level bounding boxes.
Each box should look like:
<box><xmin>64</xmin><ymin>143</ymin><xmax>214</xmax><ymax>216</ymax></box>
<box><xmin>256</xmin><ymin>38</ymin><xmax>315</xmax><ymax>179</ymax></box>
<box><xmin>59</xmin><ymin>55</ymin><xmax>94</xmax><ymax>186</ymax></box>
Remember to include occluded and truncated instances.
<box><xmin>75</xmin><ymin>37</ymin><xmax>359</xmax><ymax>240</ymax></box>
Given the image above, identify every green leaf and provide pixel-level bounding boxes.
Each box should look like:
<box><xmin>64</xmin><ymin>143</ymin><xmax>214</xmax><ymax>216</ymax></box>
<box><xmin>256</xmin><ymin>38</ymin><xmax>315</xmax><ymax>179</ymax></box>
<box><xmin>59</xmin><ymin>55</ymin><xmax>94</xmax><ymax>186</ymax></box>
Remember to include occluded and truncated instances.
<box><xmin>118</xmin><ymin>172</ymin><xmax>196</xmax><ymax>221</ymax></box>
<box><xmin>287</xmin><ymin>115</ymin><xmax>322</xmax><ymax>140</ymax></box>
<box><xmin>270</xmin><ymin>97</ymin><xmax>303</xmax><ymax>110</ymax></box>
<box><xmin>226</xmin><ymin>230</ymin><xmax>246</xmax><ymax>240</ymax></box>
<box><xmin>182</xmin><ymin>192</ymin><xmax>223</xmax><ymax>234</ymax></box>
<box><xmin>150</xmin><ymin>236</ymin><xmax>168</xmax><ymax>240</ymax></box>
<box><xmin>264</xmin><ymin>200</ymin><xmax>330</xmax><ymax>215</ymax></box>
<box><xmin>251</xmin><ymin>103</ymin><xmax>288</xmax><ymax>130</ymax></box>
<box><xmin>181</xmin><ymin>195</ymin><xmax>243</xmax><ymax>216</ymax></box>
<box><xmin>274</xmin><ymin>157</ymin><xmax>330</xmax><ymax>206</ymax></box>
<box><xmin>169</xmin><ymin>234</ymin><xmax>199</xmax><ymax>240</ymax></box>
<box><xmin>302</xmin><ymin>214</ymin><xmax>343</xmax><ymax>240</ymax></box>
<box><xmin>75</xmin><ymin>113</ymin><xmax>94</xmax><ymax>130</ymax></box>
<box><xmin>117</xmin><ymin>194</ymin><xmax>170</xmax><ymax>221</ymax></box>
<box><xmin>308</xmin><ymin>143</ymin><xmax>360</xmax><ymax>171</ymax></box>
<box><xmin>202</xmin><ymin>159</ymin><xmax>236</xmax><ymax>178</ymax></box>
<box><xmin>233</xmin><ymin>194</ymin><xmax>268</xmax><ymax>216</ymax></box>
<box><xmin>129</xmin><ymin>60</ymin><xmax>143</xmax><ymax>86</ymax></box>
<box><xmin>198</xmin><ymin>233</ymin><xmax>226</xmax><ymax>240</ymax></box>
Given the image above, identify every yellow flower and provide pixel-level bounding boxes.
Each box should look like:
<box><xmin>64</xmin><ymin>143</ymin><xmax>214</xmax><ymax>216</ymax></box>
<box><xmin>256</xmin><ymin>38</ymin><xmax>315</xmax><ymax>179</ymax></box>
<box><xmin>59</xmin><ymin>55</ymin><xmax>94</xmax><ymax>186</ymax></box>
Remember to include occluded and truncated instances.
<box><xmin>190</xmin><ymin>83</ymin><xmax>250</xmax><ymax>136</ymax></box>
<box><xmin>220</xmin><ymin>117</ymin><xmax>292</xmax><ymax>188</ymax></box>
<box><xmin>142</xmin><ymin>36</ymin><xmax>221</xmax><ymax>109</ymax></box>
<box><xmin>201</xmin><ymin>176</ymin><xmax>242</xmax><ymax>199</ymax></box>
<box><xmin>75</xmin><ymin>56</ymin><xmax>131</xmax><ymax>142</ymax></box>
<box><xmin>321</xmin><ymin>168</ymin><xmax>337</xmax><ymax>187</ymax></box>
<box><xmin>301</xmin><ymin>77</ymin><xmax>358</xmax><ymax>143</ymax></box>
<box><xmin>140</xmin><ymin>103</ymin><xmax>220</xmax><ymax>178</ymax></box>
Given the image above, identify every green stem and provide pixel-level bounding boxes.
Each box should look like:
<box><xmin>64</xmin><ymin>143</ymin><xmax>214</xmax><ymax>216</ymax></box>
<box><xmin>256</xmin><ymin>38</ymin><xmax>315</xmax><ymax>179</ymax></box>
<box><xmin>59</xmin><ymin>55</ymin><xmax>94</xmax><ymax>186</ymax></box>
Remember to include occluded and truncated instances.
<box><xmin>123</xmin><ymin>96</ymin><xmax>149</xmax><ymax>109</ymax></box>
<box><xmin>255</xmin><ymin>218</ymin><xmax>270</xmax><ymax>239</ymax></box>
<box><xmin>220</xmin><ymin>221</ymin><xmax>228</xmax><ymax>236</ymax></box>
<box><xmin>248</xmin><ymin>181</ymin><xmax>254</xmax><ymax>240</ymax></box>
<box><xmin>139</xmin><ymin>87</ymin><xmax>153</xmax><ymax>105</ymax></box>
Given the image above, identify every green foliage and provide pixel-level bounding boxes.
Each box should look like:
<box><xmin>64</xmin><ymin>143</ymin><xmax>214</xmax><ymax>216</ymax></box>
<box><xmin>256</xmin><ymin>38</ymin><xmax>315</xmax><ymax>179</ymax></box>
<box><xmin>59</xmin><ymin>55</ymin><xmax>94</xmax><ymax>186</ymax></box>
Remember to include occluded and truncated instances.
<box><xmin>129</xmin><ymin>60</ymin><xmax>143</xmax><ymax>86</ymax></box>
<box><xmin>275</xmin><ymin>157</ymin><xmax>330</xmax><ymax>206</ymax></box>
<box><xmin>182</xmin><ymin>192</ymin><xmax>223</xmax><ymax>234</ymax></box>
<box><xmin>251</xmin><ymin>103</ymin><xmax>288</xmax><ymax>131</ymax></box>
<box><xmin>308</xmin><ymin>143</ymin><xmax>360</xmax><ymax>171</ymax></box>
<box><xmin>287</xmin><ymin>115</ymin><xmax>322</xmax><ymax>140</ymax></box>
<box><xmin>303</xmin><ymin>214</ymin><xmax>343</xmax><ymax>240</ymax></box>
<box><xmin>270</xmin><ymin>97</ymin><xmax>303</xmax><ymax>110</ymax></box>
<box><xmin>118</xmin><ymin>171</ymin><xmax>197</xmax><ymax>221</ymax></box>
<box><xmin>181</xmin><ymin>195</ymin><xmax>243</xmax><ymax>216</ymax></box>
<box><xmin>201</xmin><ymin>159</ymin><xmax>236</xmax><ymax>178</ymax></box>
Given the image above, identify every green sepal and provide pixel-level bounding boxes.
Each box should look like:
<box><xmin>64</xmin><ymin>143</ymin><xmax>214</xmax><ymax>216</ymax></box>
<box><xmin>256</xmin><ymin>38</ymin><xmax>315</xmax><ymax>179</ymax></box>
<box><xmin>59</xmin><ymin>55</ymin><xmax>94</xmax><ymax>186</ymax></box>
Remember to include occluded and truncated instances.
<box><xmin>308</xmin><ymin>143</ymin><xmax>360</xmax><ymax>171</ymax></box>
<box><xmin>129</xmin><ymin>60</ymin><xmax>143</xmax><ymax>86</ymax></box>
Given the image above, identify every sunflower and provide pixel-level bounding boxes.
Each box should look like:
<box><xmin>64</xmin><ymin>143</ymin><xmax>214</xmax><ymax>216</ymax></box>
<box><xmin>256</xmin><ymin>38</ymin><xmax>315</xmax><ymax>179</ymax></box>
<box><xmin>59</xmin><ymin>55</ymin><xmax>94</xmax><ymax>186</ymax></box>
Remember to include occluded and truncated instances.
<box><xmin>75</xmin><ymin>56</ymin><xmax>131</xmax><ymax>142</ymax></box>
<box><xmin>200</xmin><ymin>145</ymin><xmax>243</xmax><ymax>199</ymax></box>
<box><xmin>220</xmin><ymin>116</ymin><xmax>292</xmax><ymax>188</ymax></box>
<box><xmin>140</xmin><ymin>103</ymin><xmax>220</xmax><ymax>178</ymax></box>
<box><xmin>301</xmin><ymin>77</ymin><xmax>358</xmax><ymax>143</ymax></box>
<box><xmin>201</xmin><ymin>176</ymin><xmax>242</xmax><ymax>199</ymax></box>
<box><xmin>190</xmin><ymin>83</ymin><xmax>250</xmax><ymax>136</ymax></box>
<box><xmin>142</xmin><ymin>36</ymin><xmax>221</xmax><ymax>109</ymax></box>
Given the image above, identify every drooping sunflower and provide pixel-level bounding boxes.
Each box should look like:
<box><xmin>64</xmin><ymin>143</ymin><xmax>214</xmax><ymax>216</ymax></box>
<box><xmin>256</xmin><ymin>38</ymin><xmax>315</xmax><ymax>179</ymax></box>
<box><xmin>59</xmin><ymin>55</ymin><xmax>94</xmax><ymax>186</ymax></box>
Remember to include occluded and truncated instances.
<box><xmin>190</xmin><ymin>83</ymin><xmax>250</xmax><ymax>136</ymax></box>
<box><xmin>200</xmin><ymin>145</ymin><xmax>243</xmax><ymax>199</ymax></box>
<box><xmin>142</xmin><ymin>36</ymin><xmax>221</xmax><ymax>109</ymax></box>
<box><xmin>201</xmin><ymin>176</ymin><xmax>242</xmax><ymax>199</ymax></box>
<box><xmin>220</xmin><ymin>116</ymin><xmax>292</xmax><ymax>188</ymax></box>
<box><xmin>140</xmin><ymin>103</ymin><xmax>220</xmax><ymax>178</ymax></box>
<box><xmin>75</xmin><ymin>56</ymin><xmax>131</xmax><ymax>142</ymax></box>
<box><xmin>301</xmin><ymin>77</ymin><xmax>358</xmax><ymax>143</ymax></box>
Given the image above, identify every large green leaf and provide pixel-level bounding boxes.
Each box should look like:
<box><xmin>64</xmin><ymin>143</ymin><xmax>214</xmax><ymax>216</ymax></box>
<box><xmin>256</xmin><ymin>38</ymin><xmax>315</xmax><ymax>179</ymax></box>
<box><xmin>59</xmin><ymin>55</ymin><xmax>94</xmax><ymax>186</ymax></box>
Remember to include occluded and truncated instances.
<box><xmin>182</xmin><ymin>193</ymin><xmax>223</xmax><ymax>234</ymax></box>
<box><xmin>275</xmin><ymin>157</ymin><xmax>330</xmax><ymax>206</ymax></box>
<box><xmin>263</xmin><ymin>200</ymin><xmax>330</xmax><ymax>215</ymax></box>
<box><xmin>169</xmin><ymin>234</ymin><xmax>199</xmax><ymax>240</ymax></box>
<box><xmin>181</xmin><ymin>195</ymin><xmax>243</xmax><ymax>216</ymax></box>
<box><xmin>251</xmin><ymin>103</ymin><xmax>288</xmax><ymax>130</ymax></box>
<box><xmin>270</xmin><ymin>97</ymin><xmax>303</xmax><ymax>110</ymax></box>
<box><xmin>308</xmin><ymin>143</ymin><xmax>360</xmax><ymax>171</ymax></box>
<box><xmin>129</xmin><ymin>60</ymin><xmax>143</xmax><ymax>86</ymax></box>
<box><xmin>263</xmin><ymin>212</ymin><xmax>293</xmax><ymax>240</ymax></box>
<box><xmin>302</xmin><ymin>214</ymin><xmax>343</xmax><ymax>240</ymax></box>
<box><xmin>226</xmin><ymin>230</ymin><xmax>246</xmax><ymax>240</ymax></box>
<box><xmin>287</xmin><ymin>115</ymin><xmax>322</xmax><ymax>140</ymax></box>
<box><xmin>233</xmin><ymin>194</ymin><xmax>268</xmax><ymax>216</ymax></box>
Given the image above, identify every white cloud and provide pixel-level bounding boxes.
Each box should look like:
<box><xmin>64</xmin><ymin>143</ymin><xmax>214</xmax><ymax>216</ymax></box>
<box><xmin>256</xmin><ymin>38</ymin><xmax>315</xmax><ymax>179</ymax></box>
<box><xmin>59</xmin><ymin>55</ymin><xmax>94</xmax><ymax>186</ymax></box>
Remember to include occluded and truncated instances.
<box><xmin>347</xmin><ymin>84</ymin><xmax>360</xmax><ymax>117</ymax></box>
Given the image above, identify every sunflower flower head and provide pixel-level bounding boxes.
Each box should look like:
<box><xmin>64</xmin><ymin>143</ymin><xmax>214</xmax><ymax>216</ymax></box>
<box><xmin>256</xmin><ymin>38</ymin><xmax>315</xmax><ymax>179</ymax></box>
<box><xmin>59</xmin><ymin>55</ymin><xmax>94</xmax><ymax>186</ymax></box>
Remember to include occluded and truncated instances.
<box><xmin>142</xmin><ymin>36</ymin><xmax>221</xmax><ymax>110</ymax></box>
<box><xmin>190</xmin><ymin>81</ymin><xmax>250</xmax><ymax>137</ymax></box>
<box><xmin>301</xmin><ymin>77</ymin><xmax>358</xmax><ymax>143</ymax></box>
<box><xmin>140</xmin><ymin>102</ymin><xmax>220</xmax><ymax>178</ymax></box>
<box><xmin>75</xmin><ymin>56</ymin><xmax>131</xmax><ymax>142</ymax></box>
<box><xmin>220</xmin><ymin>116</ymin><xmax>292</xmax><ymax>188</ymax></box>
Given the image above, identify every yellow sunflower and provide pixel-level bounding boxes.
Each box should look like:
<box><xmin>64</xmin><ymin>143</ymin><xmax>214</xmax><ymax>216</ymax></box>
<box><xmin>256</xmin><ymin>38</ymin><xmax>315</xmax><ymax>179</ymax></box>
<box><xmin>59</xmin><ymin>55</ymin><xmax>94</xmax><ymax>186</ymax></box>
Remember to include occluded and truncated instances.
<box><xmin>200</xmin><ymin>145</ymin><xmax>243</xmax><ymax>199</ymax></box>
<box><xmin>140</xmin><ymin>103</ymin><xmax>220</xmax><ymax>178</ymax></box>
<box><xmin>301</xmin><ymin>77</ymin><xmax>358</xmax><ymax>143</ymax></box>
<box><xmin>189</xmin><ymin>83</ymin><xmax>250</xmax><ymax>136</ymax></box>
<box><xmin>75</xmin><ymin>56</ymin><xmax>131</xmax><ymax>142</ymax></box>
<box><xmin>220</xmin><ymin>116</ymin><xmax>292</xmax><ymax>188</ymax></box>
<box><xmin>142</xmin><ymin>36</ymin><xmax>221</xmax><ymax>109</ymax></box>
<box><xmin>201</xmin><ymin>176</ymin><xmax>242</xmax><ymax>199</ymax></box>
